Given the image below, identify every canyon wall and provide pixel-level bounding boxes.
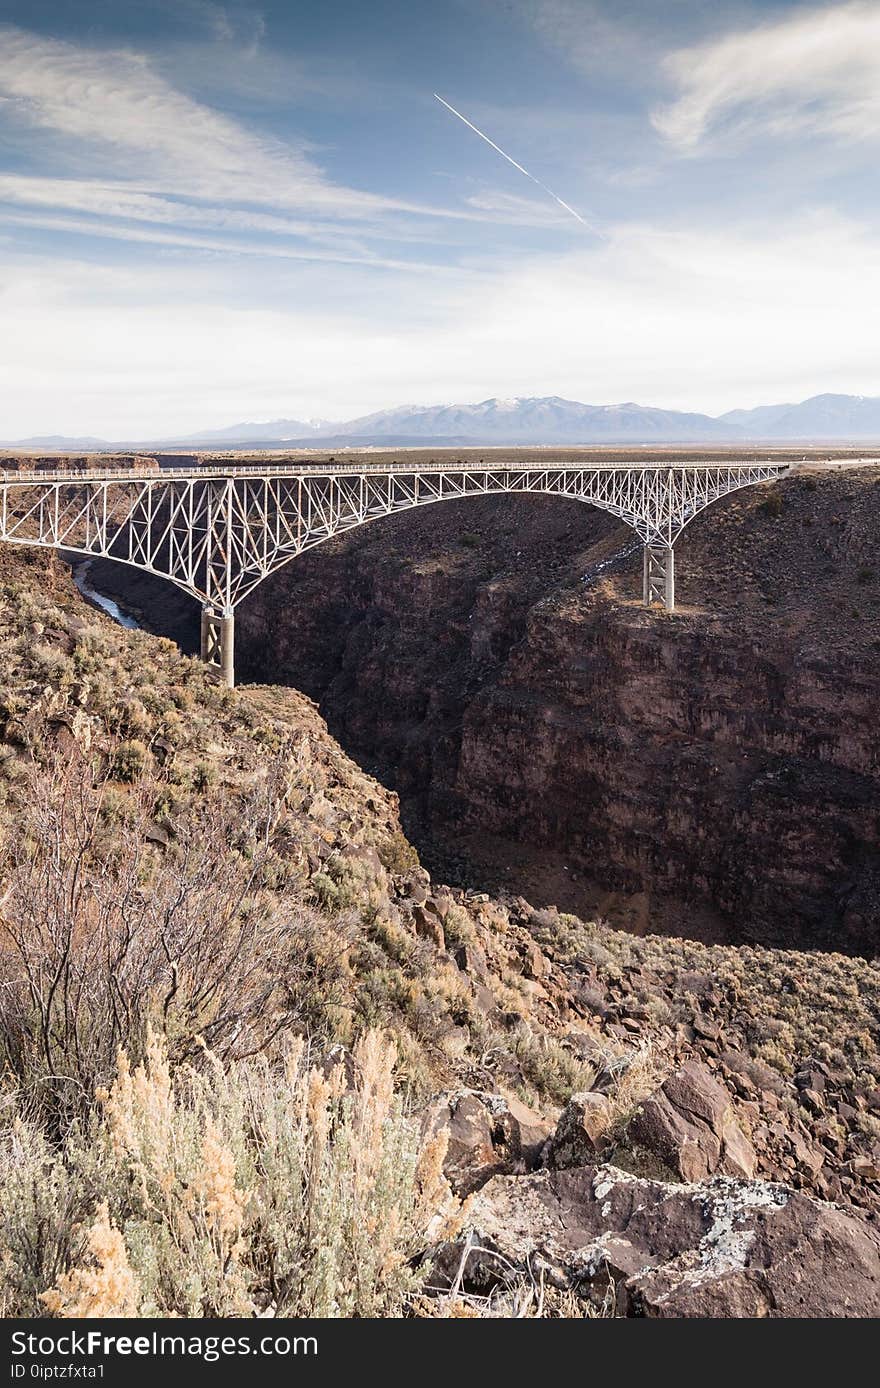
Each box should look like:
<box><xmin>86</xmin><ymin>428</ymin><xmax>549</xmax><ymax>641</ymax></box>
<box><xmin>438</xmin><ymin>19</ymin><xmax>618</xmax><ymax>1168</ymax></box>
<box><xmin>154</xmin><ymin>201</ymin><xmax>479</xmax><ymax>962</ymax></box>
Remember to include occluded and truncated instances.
<box><xmin>236</xmin><ymin>470</ymin><xmax>880</xmax><ymax>954</ymax></box>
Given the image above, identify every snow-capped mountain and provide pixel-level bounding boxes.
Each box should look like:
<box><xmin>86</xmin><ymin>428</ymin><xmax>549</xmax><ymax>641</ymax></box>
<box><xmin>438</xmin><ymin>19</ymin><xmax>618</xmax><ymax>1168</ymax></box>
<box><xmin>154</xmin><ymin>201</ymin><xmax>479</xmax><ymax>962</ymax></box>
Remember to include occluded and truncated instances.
<box><xmin>7</xmin><ymin>393</ymin><xmax>880</xmax><ymax>450</ymax></box>
<box><xmin>327</xmin><ymin>396</ymin><xmax>734</xmax><ymax>443</ymax></box>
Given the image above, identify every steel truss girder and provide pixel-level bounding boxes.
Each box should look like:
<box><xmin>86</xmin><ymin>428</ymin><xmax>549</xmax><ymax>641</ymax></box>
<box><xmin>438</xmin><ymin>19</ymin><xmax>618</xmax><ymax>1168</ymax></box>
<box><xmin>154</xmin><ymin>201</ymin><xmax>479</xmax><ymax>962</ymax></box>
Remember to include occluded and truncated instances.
<box><xmin>0</xmin><ymin>460</ymin><xmax>789</xmax><ymax>611</ymax></box>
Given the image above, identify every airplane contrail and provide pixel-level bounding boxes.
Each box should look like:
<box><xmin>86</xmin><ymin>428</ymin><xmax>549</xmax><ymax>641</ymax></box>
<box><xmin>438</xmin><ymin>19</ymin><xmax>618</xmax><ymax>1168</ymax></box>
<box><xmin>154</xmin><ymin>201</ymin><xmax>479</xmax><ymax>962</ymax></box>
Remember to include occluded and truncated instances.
<box><xmin>434</xmin><ymin>92</ymin><xmax>590</xmax><ymax>228</ymax></box>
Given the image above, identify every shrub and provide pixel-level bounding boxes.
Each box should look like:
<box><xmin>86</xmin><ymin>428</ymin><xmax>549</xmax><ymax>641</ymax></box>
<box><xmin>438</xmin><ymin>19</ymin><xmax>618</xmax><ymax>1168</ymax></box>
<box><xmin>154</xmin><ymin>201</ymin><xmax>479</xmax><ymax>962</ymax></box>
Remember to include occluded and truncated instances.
<box><xmin>511</xmin><ymin>1030</ymin><xmax>598</xmax><ymax>1107</ymax></box>
<box><xmin>192</xmin><ymin>759</ymin><xmax>217</xmax><ymax>792</ymax></box>
<box><xmin>111</xmin><ymin>738</ymin><xmax>149</xmax><ymax>781</ymax></box>
<box><xmin>760</xmin><ymin>492</ymin><xmax>784</xmax><ymax>519</ymax></box>
<box><xmin>441</xmin><ymin>903</ymin><xmax>476</xmax><ymax>948</ymax></box>
<box><xmin>30</xmin><ymin>643</ymin><xmax>73</xmax><ymax>682</ymax></box>
<box><xmin>377</xmin><ymin>831</ymin><xmax>420</xmax><ymax>874</ymax></box>
<box><xmin>0</xmin><ymin>1122</ymin><xmax>93</xmax><ymax>1318</ymax></box>
<box><xmin>1</xmin><ymin>1030</ymin><xmax>449</xmax><ymax>1318</ymax></box>
<box><xmin>0</xmin><ymin>751</ymin><xmax>351</xmax><ymax>1126</ymax></box>
<box><xmin>311</xmin><ymin>870</ymin><xmax>344</xmax><ymax>911</ymax></box>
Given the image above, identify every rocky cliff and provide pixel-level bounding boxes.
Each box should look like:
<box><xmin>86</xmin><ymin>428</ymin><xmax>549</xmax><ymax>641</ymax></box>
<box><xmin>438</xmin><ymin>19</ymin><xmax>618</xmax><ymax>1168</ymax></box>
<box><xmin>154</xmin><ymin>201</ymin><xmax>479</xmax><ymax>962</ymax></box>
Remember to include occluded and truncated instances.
<box><xmin>233</xmin><ymin>467</ymin><xmax>880</xmax><ymax>956</ymax></box>
<box><xmin>2</xmin><ymin>545</ymin><xmax>880</xmax><ymax>1316</ymax></box>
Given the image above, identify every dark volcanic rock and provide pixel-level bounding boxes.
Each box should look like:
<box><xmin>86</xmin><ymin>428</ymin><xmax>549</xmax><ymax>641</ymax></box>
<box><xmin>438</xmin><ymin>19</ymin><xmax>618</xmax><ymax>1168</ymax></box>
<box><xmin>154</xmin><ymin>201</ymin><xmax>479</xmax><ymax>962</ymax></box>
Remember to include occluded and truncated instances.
<box><xmin>628</xmin><ymin>1061</ymin><xmax>758</xmax><ymax>1182</ymax></box>
<box><xmin>547</xmin><ymin>1091</ymin><xmax>613</xmax><ymax>1168</ymax></box>
<box><xmin>429</xmin><ymin>1164</ymin><xmax>880</xmax><ymax>1317</ymax></box>
<box><xmin>421</xmin><ymin>1089</ymin><xmax>552</xmax><ymax>1196</ymax></box>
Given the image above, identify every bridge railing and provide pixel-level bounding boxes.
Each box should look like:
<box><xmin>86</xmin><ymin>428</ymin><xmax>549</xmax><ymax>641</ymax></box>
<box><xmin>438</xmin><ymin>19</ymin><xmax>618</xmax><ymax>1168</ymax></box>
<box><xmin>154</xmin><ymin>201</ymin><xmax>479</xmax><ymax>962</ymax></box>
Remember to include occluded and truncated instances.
<box><xmin>0</xmin><ymin>458</ymin><xmax>791</xmax><ymax>484</ymax></box>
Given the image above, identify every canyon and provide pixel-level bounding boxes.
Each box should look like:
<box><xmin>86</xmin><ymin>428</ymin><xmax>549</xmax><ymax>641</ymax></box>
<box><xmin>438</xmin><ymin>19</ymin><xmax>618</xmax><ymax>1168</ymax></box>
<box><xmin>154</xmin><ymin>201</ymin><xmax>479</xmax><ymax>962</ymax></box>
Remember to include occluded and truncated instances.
<box><xmin>2</xmin><ymin>489</ymin><xmax>880</xmax><ymax>1314</ymax></box>
<box><xmin>84</xmin><ymin>464</ymin><xmax>880</xmax><ymax>956</ymax></box>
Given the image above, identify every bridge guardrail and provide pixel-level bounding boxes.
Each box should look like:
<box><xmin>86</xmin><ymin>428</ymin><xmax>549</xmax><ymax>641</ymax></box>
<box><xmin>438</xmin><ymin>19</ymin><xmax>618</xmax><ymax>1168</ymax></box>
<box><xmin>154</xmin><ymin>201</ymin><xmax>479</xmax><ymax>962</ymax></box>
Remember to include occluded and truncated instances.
<box><xmin>0</xmin><ymin>458</ymin><xmax>796</xmax><ymax>484</ymax></box>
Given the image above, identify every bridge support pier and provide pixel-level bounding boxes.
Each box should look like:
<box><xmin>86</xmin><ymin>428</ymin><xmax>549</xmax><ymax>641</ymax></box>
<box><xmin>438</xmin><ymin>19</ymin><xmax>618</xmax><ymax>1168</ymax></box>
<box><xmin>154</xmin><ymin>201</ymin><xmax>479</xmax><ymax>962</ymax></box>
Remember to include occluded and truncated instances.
<box><xmin>643</xmin><ymin>543</ymin><xmax>675</xmax><ymax>610</ymax></box>
<box><xmin>200</xmin><ymin>605</ymin><xmax>215</xmax><ymax>663</ymax></box>
<box><xmin>200</xmin><ymin>605</ymin><xmax>235</xmax><ymax>688</ymax></box>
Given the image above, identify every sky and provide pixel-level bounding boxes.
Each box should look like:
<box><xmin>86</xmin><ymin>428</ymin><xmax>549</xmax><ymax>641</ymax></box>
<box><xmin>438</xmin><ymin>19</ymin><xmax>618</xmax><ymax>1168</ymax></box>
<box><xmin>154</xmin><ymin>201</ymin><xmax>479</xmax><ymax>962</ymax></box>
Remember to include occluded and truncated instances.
<box><xmin>0</xmin><ymin>0</ymin><xmax>879</xmax><ymax>438</ymax></box>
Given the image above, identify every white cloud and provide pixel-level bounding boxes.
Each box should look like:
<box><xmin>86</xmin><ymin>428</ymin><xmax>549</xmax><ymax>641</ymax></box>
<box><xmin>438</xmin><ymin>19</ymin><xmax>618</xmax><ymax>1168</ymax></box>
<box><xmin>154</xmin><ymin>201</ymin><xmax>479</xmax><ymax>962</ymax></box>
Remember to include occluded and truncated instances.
<box><xmin>463</xmin><ymin>188</ymin><xmax>581</xmax><ymax>228</ymax></box>
<box><xmin>654</xmin><ymin>1</ymin><xmax>880</xmax><ymax>149</ymax></box>
<box><xmin>509</xmin><ymin>0</ymin><xmax>655</xmax><ymax>77</ymax></box>
<box><xmin>180</xmin><ymin>2</ymin><xmax>262</xmax><ymax>47</ymax></box>
<box><xmin>0</xmin><ymin>27</ymin><xmax>310</xmax><ymax>201</ymax></box>
<box><xmin>2</xmin><ymin>211</ymin><xmax>878</xmax><ymax>437</ymax></box>
<box><xmin>0</xmin><ymin>25</ymin><xmax>568</xmax><ymax>256</ymax></box>
<box><xmin>0</xmin><ymin>15</ymin><xmax>630</xmax><ymax>298</ymax></box>
<box><xmin>0</xmin><ymin>208</ymin><xmax>453</xmax><ymax>272</ymax></box>
<box><xmin>0</xmin><ymin>172</ymin><xmax>582</xmax><ymax>243</ymax></box>
<box><xmin>0</xmin><ymin>174</ymin><xmax>338</xmax><ymax>237</ymax></box>
<box><xmin>0</xmin><ymin>174</ymin><xmax>448</xmax><ymax>259</ymax></box>
<box><xmin>0</xmin><ymin>25</ymin><xmax>446</xmax><ymax>220</ymax></box>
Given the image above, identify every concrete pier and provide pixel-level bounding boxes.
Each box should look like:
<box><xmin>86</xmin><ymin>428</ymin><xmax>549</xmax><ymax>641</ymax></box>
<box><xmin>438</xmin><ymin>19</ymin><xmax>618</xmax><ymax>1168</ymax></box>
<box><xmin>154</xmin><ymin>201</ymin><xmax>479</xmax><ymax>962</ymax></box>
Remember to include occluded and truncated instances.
<box><xmin>200</xmin><ymin>604</ymin><xmax>215</xmax><ymax>662</ymax></box>
<box><xmin>219</xmin><ymin>611</ymin><xmax>235</xmax><ymax>689</ymax></box>
<box><xmin>200</xmin><ymin>605</ymin><xmax>235</xmax><ymax>687</ymax></box>
<box><xmin>643</xmin><ymin>543</ymin><xmax>675</xmax><ymax>610</ymax></box>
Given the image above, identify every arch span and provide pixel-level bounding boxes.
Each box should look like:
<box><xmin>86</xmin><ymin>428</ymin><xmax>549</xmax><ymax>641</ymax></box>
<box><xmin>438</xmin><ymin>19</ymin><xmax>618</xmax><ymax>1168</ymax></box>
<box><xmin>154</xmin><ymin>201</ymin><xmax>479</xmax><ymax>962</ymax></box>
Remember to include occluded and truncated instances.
<box><xmin>0</xmin><ymin>458</ymin><xmax>790</xmax><ymax>685</ymax></box>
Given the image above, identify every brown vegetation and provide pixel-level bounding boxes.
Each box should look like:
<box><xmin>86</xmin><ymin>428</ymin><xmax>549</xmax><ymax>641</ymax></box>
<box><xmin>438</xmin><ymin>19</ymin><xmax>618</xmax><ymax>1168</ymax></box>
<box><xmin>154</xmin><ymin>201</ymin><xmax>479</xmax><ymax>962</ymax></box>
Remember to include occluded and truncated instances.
<box><xmin>3</xmin><ymin>1029</ymin><xmax>440</xmax><ymax>1317</ymax></box>
<box><xmin>0</xmin><ymin>545</ymin><xmax>878</xmax><ymax>1317</ymax></box>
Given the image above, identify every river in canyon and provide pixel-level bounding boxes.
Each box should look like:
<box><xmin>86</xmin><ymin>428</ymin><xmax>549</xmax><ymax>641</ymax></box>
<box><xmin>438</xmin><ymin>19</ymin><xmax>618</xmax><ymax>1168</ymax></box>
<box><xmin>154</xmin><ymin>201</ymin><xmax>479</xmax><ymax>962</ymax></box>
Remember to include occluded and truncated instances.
<box><xmin>71</xmin><ymin>559</ymin><xmax>141</xmax><ymax>630</ymax></box>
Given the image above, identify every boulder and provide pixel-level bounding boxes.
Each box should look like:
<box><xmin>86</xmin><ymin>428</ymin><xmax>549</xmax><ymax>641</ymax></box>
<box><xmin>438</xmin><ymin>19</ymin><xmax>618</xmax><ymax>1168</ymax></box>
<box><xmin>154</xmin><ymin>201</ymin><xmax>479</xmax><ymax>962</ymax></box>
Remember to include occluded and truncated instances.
<box><xmin>427</xmin><ymin>1164</ymin><xmax>880</xmax><ymax>1317</ymax></box>
<box><xmin>427</xmin><ymin>892</ymin><xmax>455</xmax><ymax>920</ymax></box>
<box><xmin>547</xmin><ymin>1091</ymin><xmax>612</xmax><ymax>1168</ymax></box>
<box><xmin>503</xmin><ymin>1093</ymin><xmax>554</xmax><ymax>1169</ymax></box>
<box><xmin>520</xmin><ymin>940</ymin><xmax>549</xmax><ymax>980</ymax></box>
<box><xmin>852</xmin><ymin>1150</ymin><xmax>880</xmax><ymax>1182</ymax></box>
<box><xmin>451</xmin><ymin>940</ymin><xmax>490</xmax><ymax>982</ymax></box>
<box><xmin>421</xmin><ymin>1089</ymin><xmax>552</xmax><ymax>1196</ymax></box>
<box><xmin>628</xmin><ymin>1061</ymin><xmax>757</xmax><ymax>1182</ymax></box>
<box><xmin>411</xmin><ymin>902</ymin><xmax>445</xmax><ymax>950</ymax></box>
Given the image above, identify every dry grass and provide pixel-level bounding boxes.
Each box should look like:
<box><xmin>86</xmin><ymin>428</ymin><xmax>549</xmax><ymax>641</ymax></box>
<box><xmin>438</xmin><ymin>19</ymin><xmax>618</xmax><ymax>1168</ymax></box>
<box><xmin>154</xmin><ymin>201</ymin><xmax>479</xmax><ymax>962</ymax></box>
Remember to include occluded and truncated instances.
<box><xmin>416</xmin><ymin>1229</ymin><xmax>618</xmax><ymax>1318</ymax></box>
<box><xmin>1</xmin><ymin>1029</ymin><xmax>446</xmax><ymax>1318</ymax></box>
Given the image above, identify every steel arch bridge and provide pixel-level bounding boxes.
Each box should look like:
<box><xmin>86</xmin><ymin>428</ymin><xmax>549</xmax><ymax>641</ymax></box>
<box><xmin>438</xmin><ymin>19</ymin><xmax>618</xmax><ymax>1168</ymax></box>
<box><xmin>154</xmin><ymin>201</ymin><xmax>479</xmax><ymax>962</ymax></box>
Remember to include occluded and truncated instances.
<box><xmin>0</xmin><ymin>457</ymin><xmax>789</xmax><ymax>686</ymax></box>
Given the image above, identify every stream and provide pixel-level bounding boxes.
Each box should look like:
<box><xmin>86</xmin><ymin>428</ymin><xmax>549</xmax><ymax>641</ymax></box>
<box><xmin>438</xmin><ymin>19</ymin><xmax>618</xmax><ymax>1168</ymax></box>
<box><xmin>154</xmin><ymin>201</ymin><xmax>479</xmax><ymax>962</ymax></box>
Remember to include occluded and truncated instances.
<box><xmin>71</xmin><ymin>559</ymin><xmax>142</xmax><ymax>630</ymax></box>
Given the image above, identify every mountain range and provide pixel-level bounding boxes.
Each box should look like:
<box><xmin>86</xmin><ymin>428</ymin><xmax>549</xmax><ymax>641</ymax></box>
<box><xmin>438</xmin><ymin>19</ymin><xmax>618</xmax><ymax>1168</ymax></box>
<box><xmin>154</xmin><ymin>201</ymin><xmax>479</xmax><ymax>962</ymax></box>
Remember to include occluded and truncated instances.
<box><xmin>7</xmin><ymin>393</ymin><xmax>880</xmax><ymax>450</ymax></box>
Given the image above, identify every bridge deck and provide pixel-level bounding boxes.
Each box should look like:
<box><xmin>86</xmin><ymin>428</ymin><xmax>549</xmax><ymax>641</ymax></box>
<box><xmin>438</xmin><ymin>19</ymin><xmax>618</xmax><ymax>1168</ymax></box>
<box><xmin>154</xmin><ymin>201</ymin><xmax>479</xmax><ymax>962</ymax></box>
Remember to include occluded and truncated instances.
<box><xmin>1</xmin><ymin>458</ymin><xmax>793</xmax><ymax>485</ymax></box>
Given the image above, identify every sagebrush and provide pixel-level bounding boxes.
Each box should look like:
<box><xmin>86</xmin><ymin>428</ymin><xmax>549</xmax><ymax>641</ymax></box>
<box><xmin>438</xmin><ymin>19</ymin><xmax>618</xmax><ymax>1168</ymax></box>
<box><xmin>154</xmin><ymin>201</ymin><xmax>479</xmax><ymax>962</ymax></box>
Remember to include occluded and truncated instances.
<box><xmin>1</xmin><ymin>1028</ymin><xmax>450</xmax><ymax>1318</ymax></box>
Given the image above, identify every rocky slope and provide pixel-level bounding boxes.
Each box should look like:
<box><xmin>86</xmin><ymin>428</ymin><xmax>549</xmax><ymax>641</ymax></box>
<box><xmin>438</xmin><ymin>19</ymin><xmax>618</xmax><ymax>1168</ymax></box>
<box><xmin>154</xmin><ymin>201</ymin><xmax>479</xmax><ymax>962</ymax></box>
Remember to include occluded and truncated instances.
<box><xmin>230</xmin><ymin>466</ymin><xmax>880</xmax><ymax>956</ymax></box>
<box><xmin>428</xmin><ymin>1158</ymin><xmax>880</xmax><ymax>1316</ymax></box>
<box><xmin>0</xmin><ymin>546</ymin><xmax>879</xmax><ymax>1314</ymax></box>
